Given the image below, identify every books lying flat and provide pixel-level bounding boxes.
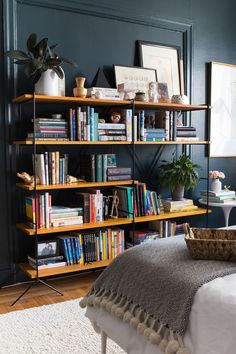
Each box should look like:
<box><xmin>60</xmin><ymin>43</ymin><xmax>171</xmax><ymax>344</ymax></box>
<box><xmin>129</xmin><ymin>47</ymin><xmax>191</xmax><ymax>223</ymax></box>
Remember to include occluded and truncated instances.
<box><xmin>201</xmin><ymin>197</ymin><xmax>235</xmax><ymax>204</ymax></box>
<box><xmin>201</xmin><ymin>190</ymin><xmax>235</xmax><ymax>197</ymax></box>
<box><xmin>51</xmin><ymin>216</ymin><xmax>83</xmax><ymax>227</ymax></box>
<box><xmin>107</xmin><ymin>175</ymin><xmax>131</xmax><ymax>181</ymax></box>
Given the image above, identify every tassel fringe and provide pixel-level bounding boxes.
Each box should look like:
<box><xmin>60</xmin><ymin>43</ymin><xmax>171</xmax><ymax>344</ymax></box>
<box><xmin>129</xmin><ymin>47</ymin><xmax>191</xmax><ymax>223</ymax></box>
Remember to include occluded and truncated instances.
<box><xmin>79</xmin><ymin>289</ymin><xmax>191</xmax><ymax>354</ymax></box>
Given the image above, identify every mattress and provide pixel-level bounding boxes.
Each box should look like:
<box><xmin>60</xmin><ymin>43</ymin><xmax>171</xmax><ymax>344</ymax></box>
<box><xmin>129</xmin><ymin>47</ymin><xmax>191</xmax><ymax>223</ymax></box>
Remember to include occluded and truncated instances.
<box><xmin>86</xmin><ymin>273</ymin><xmax>236</xmax><ymax>354</ymax></box>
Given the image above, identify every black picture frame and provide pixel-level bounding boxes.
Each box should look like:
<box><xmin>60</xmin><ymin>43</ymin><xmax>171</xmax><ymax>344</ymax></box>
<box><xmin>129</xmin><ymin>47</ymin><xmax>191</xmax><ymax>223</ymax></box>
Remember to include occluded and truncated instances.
<box><xmin>138</xmin><ymin>40</ymin><xmax>181</xmax><ymax>98</ymax></box>
<box><xmin>37</xmin><ymin>240</ymin><xmax>59</xmax><ymax>259</ymax></box>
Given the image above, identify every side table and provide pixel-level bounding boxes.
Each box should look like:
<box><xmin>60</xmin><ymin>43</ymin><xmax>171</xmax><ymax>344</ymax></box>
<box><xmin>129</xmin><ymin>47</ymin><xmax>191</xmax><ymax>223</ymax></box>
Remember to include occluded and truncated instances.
<box><xmin>199</xmin><ymin>199</ymin><xmax>236</xmax><ymax>227</ymax></box>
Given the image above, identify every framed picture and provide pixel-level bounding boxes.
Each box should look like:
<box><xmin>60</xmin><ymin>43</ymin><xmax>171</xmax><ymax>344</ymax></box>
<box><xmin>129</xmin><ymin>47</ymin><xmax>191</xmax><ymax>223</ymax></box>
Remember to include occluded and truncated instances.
<box><xmin>138</xmin><ymin>41</ymin><xmax>181</xmax><ymax>98</ymax></box>
<box><xmin>37</xmin><ymin>240</ymin><xmax>59</xmax><ymax>259</ymax></box>
<box><xmin>210</xmin><ymin>61</ymin><xmax>236</xmax><ymax>157</ymax></box>
<box><xmin>114</xmin><ymin>64</ymin><xmax>157</xmax><ymax>96</ymax></box>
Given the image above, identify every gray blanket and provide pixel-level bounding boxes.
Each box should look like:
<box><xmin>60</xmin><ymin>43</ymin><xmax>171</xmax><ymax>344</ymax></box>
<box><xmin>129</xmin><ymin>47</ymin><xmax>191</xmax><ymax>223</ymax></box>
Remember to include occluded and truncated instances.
<box><xmin>80</xmin><ymin>237</ymin><xmax>236</xmax><ymax>354</ymax></box>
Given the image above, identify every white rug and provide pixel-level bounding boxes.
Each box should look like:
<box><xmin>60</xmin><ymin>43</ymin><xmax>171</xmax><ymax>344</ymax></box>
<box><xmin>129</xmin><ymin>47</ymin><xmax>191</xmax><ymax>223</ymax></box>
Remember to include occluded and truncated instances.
<box><xmin>0</xmin><ymin>299</ymin><xmax>126</xmax><ymax>354</ymax></box>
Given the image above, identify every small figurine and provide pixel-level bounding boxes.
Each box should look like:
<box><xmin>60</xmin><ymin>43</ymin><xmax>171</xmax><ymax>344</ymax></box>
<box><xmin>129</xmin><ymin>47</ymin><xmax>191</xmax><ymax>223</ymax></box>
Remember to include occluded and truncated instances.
<box><xmin>110</xmin><ymin>112</ymin><xmax>121</xmax><ymax>123</ymax></box>
<box><xmin>148</xmin><ymin>81</ymin><xmax>159</xmax><ymax>102</ymax></box>
<box><xmin>108</xmin><ymin>190</ymin><xmax>119</xmax><ymax>218</ymax></box>
<box><xmin>17</xmin><ymin>172</ymin><xmax>40</xmax><ymax>185</ymax></box>
<box><xmin>66</xmin><ymin>175</ymin><xmax>85</xmax><ymax>184</ymax></box>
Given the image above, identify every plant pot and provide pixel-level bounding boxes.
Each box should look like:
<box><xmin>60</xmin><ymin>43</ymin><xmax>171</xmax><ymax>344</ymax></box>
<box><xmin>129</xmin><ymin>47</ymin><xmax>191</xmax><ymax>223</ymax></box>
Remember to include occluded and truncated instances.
<box><xmin>171</xmin><ymin>185</ymin><xmax>185</xmax><ymax>201</ymax></box>
<box><xmin>210</xmin><ymin>178</ymin><xmax>222</xmax><ymax>192</ymax></box>
<box><xmin>35</xmin><ymin>69</ymin><xmax>65</xmax><ymax>96</ymax></box>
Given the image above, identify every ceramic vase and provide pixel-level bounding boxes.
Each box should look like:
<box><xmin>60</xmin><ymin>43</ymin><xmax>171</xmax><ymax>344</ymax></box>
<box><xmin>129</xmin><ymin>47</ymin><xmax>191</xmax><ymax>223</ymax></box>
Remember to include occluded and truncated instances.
<box><xmin>73</xmin><ymin>76</ymin><xmax>87</xmax><ymax>98</ymax></box>
<box><xmin>35</xmin><ymin>69</ymin><xmax>65</xmax><ymax>96</ymax></box>
<box><xmin>210</xmin><ymin>178</ymin><xmax>222</xmax><ymax>192</ymax></box>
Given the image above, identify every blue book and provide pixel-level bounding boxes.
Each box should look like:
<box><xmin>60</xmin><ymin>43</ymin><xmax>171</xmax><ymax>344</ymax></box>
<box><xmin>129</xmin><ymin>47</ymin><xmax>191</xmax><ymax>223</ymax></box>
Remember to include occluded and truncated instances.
<box><xmin>59</xmin><ymin>157</ymin><xmax>63</xmax><ymax>184</ymax></box>
<box><xmin>66</xmin><ymin>238</ymin><xmax>74</xmax><ymax>265</ymax></box>
<box><xmin>96</xmin><ymin>154</ymin><xmax>103</xmax><ymax>182</ymax></box>
<box><xmin>139</xmin><ymin>110</ymin><xmax>145</xmax><ymax>141</ymax></box>
<box><xmin>94</xmin><ymin>112</ymin><xmax>99</xmax><ymax>141</ymax></box>
<box><xmin>89</xmin><ymin>107</ymin><xmax>95</xmax><ymax>141</ymax></box>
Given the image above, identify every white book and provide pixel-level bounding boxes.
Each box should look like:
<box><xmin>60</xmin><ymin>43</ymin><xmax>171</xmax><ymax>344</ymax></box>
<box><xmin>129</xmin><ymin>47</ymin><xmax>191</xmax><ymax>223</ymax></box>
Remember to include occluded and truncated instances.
<box><xmin>52</xmin><ymin>217</ymin><xmax>83</xmax><ymax>227</ymax></box>
<box><xmin>133</xmin><ymin>115</ymin><xmax>137</xmax><ymax>142</ymax></box>
<box><xmin>44</xmin><ymin>192</ymin><xmax>50</xmax><ymax>228</ymax></box>
<box><xmin>98</xmin><ymin>123</ymin><xmax>126</xmax><ymax>130</ymax></box>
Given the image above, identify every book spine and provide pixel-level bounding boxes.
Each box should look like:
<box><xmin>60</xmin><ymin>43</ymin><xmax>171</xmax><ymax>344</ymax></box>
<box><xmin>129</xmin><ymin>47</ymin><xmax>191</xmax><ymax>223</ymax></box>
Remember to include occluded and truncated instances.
<box><xmin>96</xmin><ymin>155</ymin><xmax>103</xmax><ymax>182</ymax></box>
<box><xmin>139</xmin><ymin>110</ymin><xmax>145</xmax><ymax>141</ymax></box>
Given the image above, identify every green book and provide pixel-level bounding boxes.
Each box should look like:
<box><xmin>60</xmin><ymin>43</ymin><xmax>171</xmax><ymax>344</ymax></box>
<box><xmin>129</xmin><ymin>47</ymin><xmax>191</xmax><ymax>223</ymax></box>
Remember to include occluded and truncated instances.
<box><xmin>96</xmin><ymin>154</ymin><xmax>103</xmax><ymax>182</ymax></box>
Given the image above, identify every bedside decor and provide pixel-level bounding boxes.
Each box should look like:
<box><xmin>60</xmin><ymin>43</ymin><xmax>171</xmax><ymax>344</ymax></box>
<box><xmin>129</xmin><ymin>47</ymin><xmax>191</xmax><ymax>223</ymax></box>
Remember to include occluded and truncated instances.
<box><xmin>160</xmin><ymin>154</ymin><xmax>200</xmax><ymax>201</ymax></box>
<box><xmin>5</xmin><ymin>32</ymin><xmax>77</xmax><ymax>96</ymax></box>
<box><xmin>209</xmin><ymin>170</ymin><xmax>225</xmax><ymax>192</ymax></box>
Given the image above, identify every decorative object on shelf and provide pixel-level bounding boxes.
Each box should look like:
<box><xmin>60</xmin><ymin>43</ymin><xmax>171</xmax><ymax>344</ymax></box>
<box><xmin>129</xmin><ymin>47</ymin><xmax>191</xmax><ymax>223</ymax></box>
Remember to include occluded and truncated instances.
<box><xmin>138</xmin><ymin>40</ymin><xmax>181</xmax><ymax>98</ymax></box>
<box><xmin>135</xmin><ymin>91</ymin><xmax>146</xmax><ymax>101</ymax></box>
<box><xmin>108</xmin><ymin>190</ymin><xmax>119</xmax><ymax>218</ymax></box>
<box><xmin>159</xmin><ymin>154</ymin><xmax>200</xmax><ymax>201</ymax></box>
<box><xmin>17</xmin><ymin>172</ymin><xmax>40</xmax><ymax>185</ymax></box>
<box><xmin>5</xmin><ymin>33</ymin><xmax>77</xmax><ymax>96</ymax></box>
<box><xmin>91</xmin><ymin>67</ymin><xmax>111</xmax><ymax>88</ymax></box>
<box><xmin>148</xmin><ymin>81</ymin><xmax>159</xmax><ymax>102</ymax></box>
<box><xmin>117</xmin><ymin>82</ymin><xmax>136</xmax><ymax>100</ymax></box>
<box><xmin>66</xmin><ymin>175</ymin><xmax>85</xmax><ymax>184</ymax></box>
<box><xmin>114</xmin><ymin>65</ymin><xmax>157</xmax><ymax>99</ymax></box>
<box><xmin>110</xmin><ymin>112</ymin><xmax>121</xmax><ymax>123</ymax></box>
<box><xmin>87</xmin><ymin>87</ymin><xmax>119</xmax><ymax>100</ymax></box>
<box><xmin>158</xmin><ymin>82</ymin><xmax>170</xmax><ymax>103</ymax></box>
<box><xmin>171</xmin><ymin>94</ymin><xmax>189</xmax><ymax>105</ymax></box>
<box><xmin>209</xmin><ymin>170</ymin><xmax>225</xmax><ymax>192</ymax></box>
<box><xmin>73</xmin><ymin>76</ymin><xmax>87</xmax><ymax>98</ymax></box>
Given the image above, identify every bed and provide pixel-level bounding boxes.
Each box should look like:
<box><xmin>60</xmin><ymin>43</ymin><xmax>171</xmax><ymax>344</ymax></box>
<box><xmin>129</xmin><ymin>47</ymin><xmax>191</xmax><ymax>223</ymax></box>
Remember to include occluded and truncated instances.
<box><xmin>81</xmin><ymin>235</ymin><xmax>236</xmax><ymax>354</ymax></box>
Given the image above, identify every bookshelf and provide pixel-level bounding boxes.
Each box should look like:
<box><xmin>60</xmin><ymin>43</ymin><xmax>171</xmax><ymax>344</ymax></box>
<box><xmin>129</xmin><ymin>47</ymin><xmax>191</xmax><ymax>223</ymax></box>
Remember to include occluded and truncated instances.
<box><xmin>13</xmin><ymin>94</ymin><xmax>210</xmax><ymax>280</ymax></box>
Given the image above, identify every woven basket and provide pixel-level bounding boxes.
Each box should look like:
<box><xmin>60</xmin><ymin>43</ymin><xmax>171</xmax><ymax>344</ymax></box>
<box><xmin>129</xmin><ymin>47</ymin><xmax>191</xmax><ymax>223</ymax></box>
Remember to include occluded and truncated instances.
<box><xmin>183</xmin><ymin>223</ymin><xmax>236</xmax><ymax>261</ymax></box>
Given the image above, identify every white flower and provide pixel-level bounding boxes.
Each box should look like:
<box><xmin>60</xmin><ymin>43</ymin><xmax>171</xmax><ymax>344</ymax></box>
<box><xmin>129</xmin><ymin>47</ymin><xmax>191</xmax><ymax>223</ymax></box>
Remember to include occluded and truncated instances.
<box><xmin>208</xmin><ymin>170</ymin><xmax>225</xmax><ymax>179</ymax></box>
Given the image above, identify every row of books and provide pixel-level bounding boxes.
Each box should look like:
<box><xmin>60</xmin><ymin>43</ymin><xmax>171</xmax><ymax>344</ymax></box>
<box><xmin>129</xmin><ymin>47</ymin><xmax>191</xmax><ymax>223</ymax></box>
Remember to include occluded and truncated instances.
<box><xmin>80</xmin><ymin>153</ymin><xmax>131</xmax><ymax>182</ymax></box>
<box><xmin>114</xmin><ymin>183</ymin><xmax>161</xmax><ymax>217</ymax></box>
<box><xmin>200</xmin><ymin>189</ymin><xmax>236</xmax><ymax>203</ymax></box>
<box><xmin>34</xmin><ymin>152</ymin><xmax>68</xmax><ymax>185</ymax></box>
<box><xmin>155</xmin><ymin>111</ymin><xmax>199</xmax><ymax>141</ymax></box>
<box><xmin>28</xmin><ymin>228</ymin><xmax>125</xmax><ymax>269</ymax></box>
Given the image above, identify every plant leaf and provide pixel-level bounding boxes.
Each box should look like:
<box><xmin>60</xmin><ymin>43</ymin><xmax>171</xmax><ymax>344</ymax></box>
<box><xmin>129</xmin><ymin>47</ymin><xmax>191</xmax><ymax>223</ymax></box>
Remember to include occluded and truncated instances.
<box><xmin>27</xmin><ymin>33</ymin><xmax>37</xmax><ymax>53</ymax></box>
<box><xmin>52</xmin><ymin>66</ymin><xmax>64</xmax><ymax>79</ymax></box>
<box><xmin>34</xmin><ymin>38</ymin><xmax>48</xmax><ymax>58</ymax></box>
<box><xmin>5</xmin><ymin>50</ymin><xmax>29</xmax><ymax>60</ymax></box>
<box><xmin>60</xmin><ymin>56</ymin><xmax>78</xmax><ymax>67</ymax></box>
<box><xmin>46</xmin><ymin>58</ymin><xmax>63</xmax><ymax>67</ymax></box>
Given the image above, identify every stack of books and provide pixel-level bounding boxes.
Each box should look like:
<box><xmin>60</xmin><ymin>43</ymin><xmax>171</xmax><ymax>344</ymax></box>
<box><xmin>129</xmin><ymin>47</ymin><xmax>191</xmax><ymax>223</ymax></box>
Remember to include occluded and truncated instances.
<box><xmin>144</xmin><ymin>128</ymin><xmax>165</xmax><ymax>142</ymax></box>
<box><xmin>200</xmin><ymin>189</ymin><xmax>236</xmax><ymax>203</ymax></box>
<box><xmin>27</xmin><ymin>117</ymin><xmax>69</xmax><ymax>141</ymax></box>
<box><xmin>51</xmin><ymin>206</ymin><xmax>83</xmax><ymax>227</ymax></box>
<box><xmin>98</xmin><ymin>122</ymin><xmax>127</xmax><ymax>141</ymax></box>
<box><xmin>127</xmin><ymin>229</ymin><xmax>160</xmax><ymax>247</ymax></box>
<box><xmin>27</xmin><ymin>255</ymin><xmax>66</xmax><ymax>269</ymax></box>
<box><xmin>162</xmin><ymin>198</ymin><xmax>198</xmax><ymax>212</ymax></box>
<box><xmin>87</xmin><ymin>87</ymin><xmax>120</xmax><ymax>100</ymax></box>
<box><xmin>107</xmin><ymin>167</ymin><xmax>131</xmax><ymax>181</ymax></box>
<box><xmin>176</xmin><ymin>126</ymin><xmax>199</xmax><ymax>142</ymax></box>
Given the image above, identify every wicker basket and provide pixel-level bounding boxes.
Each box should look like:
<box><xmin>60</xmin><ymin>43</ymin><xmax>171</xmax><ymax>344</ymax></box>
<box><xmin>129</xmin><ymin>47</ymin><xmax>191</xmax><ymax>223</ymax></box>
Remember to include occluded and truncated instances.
<box><xmin>183</xmin><ymin>223</ymin><xmax>236</xmax><ymax>261</ymax></box>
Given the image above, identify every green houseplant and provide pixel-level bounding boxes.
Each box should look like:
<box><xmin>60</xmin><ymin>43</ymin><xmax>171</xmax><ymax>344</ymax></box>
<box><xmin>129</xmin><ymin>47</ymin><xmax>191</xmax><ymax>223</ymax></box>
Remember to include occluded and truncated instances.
<box><xmin>5</xmin><ymin>33</ymin><xmax>77</xmax><ymax>95</ymax></box>
<box><xmin>159</xmin><ymin>154</ymin><xmax>200</xmax><ymax>200</ymax></box>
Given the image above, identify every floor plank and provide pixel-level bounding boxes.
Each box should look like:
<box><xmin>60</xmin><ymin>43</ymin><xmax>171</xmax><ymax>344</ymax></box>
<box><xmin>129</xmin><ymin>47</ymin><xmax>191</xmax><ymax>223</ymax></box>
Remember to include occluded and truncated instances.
<box><xmin>0</xmin><ymin>271</ymin><xmax>101</xmax><ymax>314</ymax></box>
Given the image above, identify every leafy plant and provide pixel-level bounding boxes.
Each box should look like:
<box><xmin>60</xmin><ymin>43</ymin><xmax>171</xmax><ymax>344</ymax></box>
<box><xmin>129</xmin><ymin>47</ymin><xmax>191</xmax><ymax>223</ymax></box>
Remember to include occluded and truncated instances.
<box><xmin>5</xmin><ymin>33</ymin><xmax>77</xmax><ymax>84</ymax></box>
<box><xmin>159</xmin><ymin>154</ymin><xmax>201</xmax><ymax>191</ymax></box>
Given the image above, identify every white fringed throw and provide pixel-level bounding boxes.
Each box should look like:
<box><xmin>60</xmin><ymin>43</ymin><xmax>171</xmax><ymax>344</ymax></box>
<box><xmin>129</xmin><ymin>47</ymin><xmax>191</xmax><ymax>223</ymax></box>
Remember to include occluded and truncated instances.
<box><xmin>80</xmin><ymin>237</ymin><xmax>236</xmax><ymax>354</ymax></box>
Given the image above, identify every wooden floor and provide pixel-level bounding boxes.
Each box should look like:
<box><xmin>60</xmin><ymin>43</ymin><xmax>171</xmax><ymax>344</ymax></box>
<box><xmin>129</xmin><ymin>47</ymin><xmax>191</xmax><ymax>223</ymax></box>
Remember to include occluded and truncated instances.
<box><xmin>0</xmin><ymin>270</ymin><xmax>101</xmax><ymax>314</ymax></box>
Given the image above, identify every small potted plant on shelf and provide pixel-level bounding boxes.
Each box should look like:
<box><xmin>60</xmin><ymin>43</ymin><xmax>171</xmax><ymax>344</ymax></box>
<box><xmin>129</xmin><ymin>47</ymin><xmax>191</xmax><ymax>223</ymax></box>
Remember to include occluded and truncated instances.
<box><xmin>5</xmin><ymin>33</ymin><xmax>77</xmax><ymax>96</ymax></box>
<box><xmin>159</xmin><ymin>154</ymin><xmax>201</xmax><ymax>200</ymax></box>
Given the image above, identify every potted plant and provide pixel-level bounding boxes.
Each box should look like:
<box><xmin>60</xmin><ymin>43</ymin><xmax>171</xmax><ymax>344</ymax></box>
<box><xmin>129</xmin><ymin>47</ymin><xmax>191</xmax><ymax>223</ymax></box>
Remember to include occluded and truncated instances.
<box><xmin>159</xmin><ymin>154</ymin><xmax>200</xmax><ymax>200</ymax></box>
<box><xmin>5</xmin><ymin>33</ymin><xmax>77</xmax><ymax>96</ymax></box>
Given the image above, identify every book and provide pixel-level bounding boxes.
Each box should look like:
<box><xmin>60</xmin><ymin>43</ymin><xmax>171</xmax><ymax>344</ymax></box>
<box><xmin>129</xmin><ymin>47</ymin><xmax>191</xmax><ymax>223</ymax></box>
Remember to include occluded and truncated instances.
<box><xmin>107</xmin><ymin>167</ymin><xmax>131</xmax><ymax>175</ymax></box>
<box><xmin>200</xmin><ymin>190</ymin><xmax>235</xmax><ymax>197</ymax></box>
<box><xmin>80</xmin><ymin>154</ymin><xmax>96</xmax><ymax>182</ymax></box>
<box><xmin>107</xmin><ymin>174</ymin><xmax>131</xmax><ymax>181</ymax></box>
<box><xmin>51</xmin><ymin>216</ymin><xmax>83</xmax><ymax>227</ymax></box>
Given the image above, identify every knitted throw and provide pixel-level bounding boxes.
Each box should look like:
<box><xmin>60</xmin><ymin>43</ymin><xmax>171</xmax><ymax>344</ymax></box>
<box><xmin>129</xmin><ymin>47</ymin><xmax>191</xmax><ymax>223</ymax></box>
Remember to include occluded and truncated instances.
<box><xmin>80</xmin><ymin>237</ymin><xmax>236</xmax><ymax>354</ymax></box>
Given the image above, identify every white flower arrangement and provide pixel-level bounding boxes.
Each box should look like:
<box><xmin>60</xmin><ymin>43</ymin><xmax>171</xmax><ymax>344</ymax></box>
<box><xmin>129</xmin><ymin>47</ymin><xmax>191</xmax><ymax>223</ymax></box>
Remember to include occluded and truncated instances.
<box><xmin>208</xmin><ymin>170</ymin><xmax>225</xmax><ymax>179</ymax></box>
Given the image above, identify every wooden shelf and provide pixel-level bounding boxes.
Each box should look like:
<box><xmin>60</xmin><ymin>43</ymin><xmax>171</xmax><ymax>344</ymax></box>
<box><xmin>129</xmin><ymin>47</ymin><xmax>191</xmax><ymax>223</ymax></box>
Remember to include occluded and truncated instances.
<box><xmin>19</xmin><ymin>259</ymin><xmax>111</xmax><ymax>279</ymax></box>
<box><xmin>17</xmin><ymin>208</ymin><xmax>210</xmax><ymax>235</ymax></box>
<box><xmin>16</xmin><ymin>180</ymin><xmax>138</xmax><ymax>191</ymax></box>
<box><xmin>12</xmin><ymin>94</ymin><xmax>209</xmax><ymax>111</ymax></box>
<box><xmin>13</xmin><ymin>140</ymin><xmax>209</xmax><ymax>146</ymax></box>
<box><xmin>13</xmin><ymin>140</ymin><xmax>132</xmax><ymax>145</ymax></box>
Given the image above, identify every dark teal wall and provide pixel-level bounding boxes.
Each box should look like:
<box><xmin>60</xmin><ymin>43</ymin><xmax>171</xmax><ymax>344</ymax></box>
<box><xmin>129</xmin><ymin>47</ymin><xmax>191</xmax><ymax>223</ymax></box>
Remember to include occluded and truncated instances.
<box><xmin>1</xmin><ymin>0</ymin><xmax>236</xmax><ymax>282</ymax></box>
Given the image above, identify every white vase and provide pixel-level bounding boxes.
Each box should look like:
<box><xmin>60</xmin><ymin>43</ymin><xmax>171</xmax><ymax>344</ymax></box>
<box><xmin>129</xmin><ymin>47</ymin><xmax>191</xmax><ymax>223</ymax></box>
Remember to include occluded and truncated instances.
<box><xmin>35</xmin><ymin>69</ymin><xmax>65</xmax><ymax>96</ymax></box>
<box><xmin>210</xmin><ymin>178</ymin><xmax>222</xmax><ymax>192</ymax></box>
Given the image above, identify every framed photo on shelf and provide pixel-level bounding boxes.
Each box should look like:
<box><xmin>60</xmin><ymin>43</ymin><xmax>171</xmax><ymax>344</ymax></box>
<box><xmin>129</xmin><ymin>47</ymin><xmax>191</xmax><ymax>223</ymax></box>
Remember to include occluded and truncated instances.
<box><xmin>138</xmin><ymin>41</ymin><xmax>181</xmax><ymax>98</ymax></box>
<box><xmin>114</xmin><ymin>64</ymin><xmax>157</xmax><ymax>95</ymax></box>
<box><xmin>210</xmin><ymin>61</ymin><xmax>236</xmax><ymax>157</ymax></box>
<box><xmin>37</xmin><ymin>240</ymin><xmax>59</xmax><ymax>259</ymax></box>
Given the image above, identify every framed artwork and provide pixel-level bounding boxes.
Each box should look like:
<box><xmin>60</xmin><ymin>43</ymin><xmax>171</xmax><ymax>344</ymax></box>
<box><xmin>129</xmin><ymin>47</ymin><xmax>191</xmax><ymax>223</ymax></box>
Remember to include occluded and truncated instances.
<box><xmin>210</xmin><ymin>61</ymin><xmax>236</xmax><ymax>157</ymax></box>
<box><xmin>114</xmin><ymin>65</ymin><xmax>157</xmax><ymax>96</ymax></box>
<box><xmin>138</xmin><ymin>41</ymin><xmax>181</xmax><ymax>98</ymax></box>
<box><xmin>37</xmin><ymin>240</ymin><xmax>59</xmax><ymax>259</ymax></box>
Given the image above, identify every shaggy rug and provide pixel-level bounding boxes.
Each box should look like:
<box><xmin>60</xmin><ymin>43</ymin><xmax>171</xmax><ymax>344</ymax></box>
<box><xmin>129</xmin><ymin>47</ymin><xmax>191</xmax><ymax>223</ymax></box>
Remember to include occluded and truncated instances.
<box><xmin>0</xmin><ymin>299</ymin><xmax>125</xmax><ymax>354</ymax></box>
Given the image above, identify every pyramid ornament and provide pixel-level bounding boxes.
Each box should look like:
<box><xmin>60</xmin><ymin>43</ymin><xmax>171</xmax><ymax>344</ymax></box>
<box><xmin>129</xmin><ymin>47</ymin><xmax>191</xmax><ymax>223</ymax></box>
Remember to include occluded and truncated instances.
<box><xmin>91</xmin><ymin>67</ymin><xmax>111</xmax><ymax>88</ymax></box>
